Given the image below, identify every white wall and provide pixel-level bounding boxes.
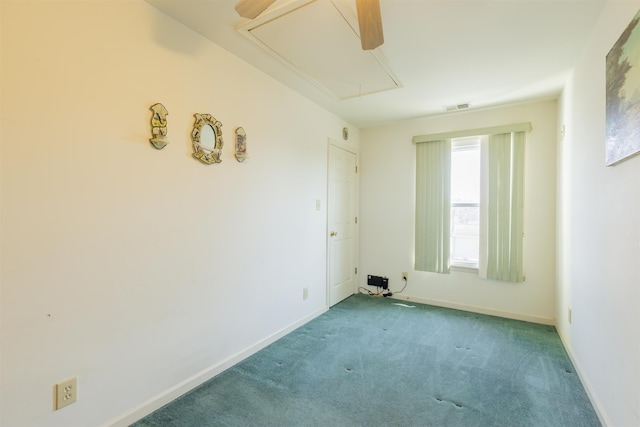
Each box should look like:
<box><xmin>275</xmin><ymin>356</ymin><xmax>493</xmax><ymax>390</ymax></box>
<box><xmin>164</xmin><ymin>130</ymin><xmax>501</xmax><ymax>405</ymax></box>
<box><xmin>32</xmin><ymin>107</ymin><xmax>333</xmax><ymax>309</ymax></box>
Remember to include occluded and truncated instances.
<box><xmin>557</xmin><ymin>1</ymin><xmax>640</xmax><ymax>426</ymax></box>
<box><xmin>0</xmin><ymin>2</ymin><xmax>358</xmax><ymax>426</ymax></box>
<box><xmin>359</xmin><ymin>100</ymin><xmax>557</xmax><ymax>324</ymax></box>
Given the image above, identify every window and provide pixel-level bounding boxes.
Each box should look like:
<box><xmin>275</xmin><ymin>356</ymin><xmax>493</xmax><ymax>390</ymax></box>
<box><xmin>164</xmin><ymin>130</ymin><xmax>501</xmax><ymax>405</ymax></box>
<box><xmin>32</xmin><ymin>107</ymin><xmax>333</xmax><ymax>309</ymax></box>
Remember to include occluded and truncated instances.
<box><xmin>450</xmin><ymin>137</ymin><xmax>481</xmax><ymax>269</ymax></box>
<box><xmin>414</xmin><ymin>124</ymin><xmax>528</xmax><ymax>282</ymax></box>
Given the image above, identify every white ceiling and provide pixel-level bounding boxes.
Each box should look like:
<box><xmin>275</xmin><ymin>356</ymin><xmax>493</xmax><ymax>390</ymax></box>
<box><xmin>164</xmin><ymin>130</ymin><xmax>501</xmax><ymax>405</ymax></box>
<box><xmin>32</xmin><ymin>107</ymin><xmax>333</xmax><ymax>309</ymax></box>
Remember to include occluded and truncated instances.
<box><xmin>236</xmin><ymin>0</ymin><xmax>402</xmax><ymax>100</ymax></box>
<box><xmin>145</xmin><ymin>0</ymin><xmax>606</xmax><ymax>128</ymax></box>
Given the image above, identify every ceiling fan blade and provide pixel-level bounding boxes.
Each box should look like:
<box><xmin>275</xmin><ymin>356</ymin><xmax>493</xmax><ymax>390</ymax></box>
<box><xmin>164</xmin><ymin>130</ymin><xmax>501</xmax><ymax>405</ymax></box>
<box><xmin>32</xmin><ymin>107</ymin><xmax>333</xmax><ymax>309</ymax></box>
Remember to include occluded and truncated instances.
<box><xmin>234</xmin><ymin>0</ymin><xmax>277</xmax><ymax>19</ymax></box>
<box><xmin>356</xmin><ymin>0</ymin><xmax>384</xmax><ymax>50</ymax></box>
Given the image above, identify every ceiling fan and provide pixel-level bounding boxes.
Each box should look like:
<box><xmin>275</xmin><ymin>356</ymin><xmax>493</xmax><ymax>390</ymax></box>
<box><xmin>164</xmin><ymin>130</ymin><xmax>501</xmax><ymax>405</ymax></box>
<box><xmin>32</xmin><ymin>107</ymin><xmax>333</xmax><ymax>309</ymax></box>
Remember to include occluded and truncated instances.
<box><xmin>234</xmin><ymin>0</ymin><xmax>384</xmax><ymax>50</ymax></box>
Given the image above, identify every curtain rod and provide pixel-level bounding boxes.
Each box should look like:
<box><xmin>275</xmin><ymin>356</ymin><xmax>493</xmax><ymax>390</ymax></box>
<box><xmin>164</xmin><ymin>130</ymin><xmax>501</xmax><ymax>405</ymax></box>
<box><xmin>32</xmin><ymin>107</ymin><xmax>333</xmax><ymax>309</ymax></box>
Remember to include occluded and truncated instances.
<box><xmin>412</xmin><ymin>122</ymin><xmax>532</xmax><ymax>144</ymax></box>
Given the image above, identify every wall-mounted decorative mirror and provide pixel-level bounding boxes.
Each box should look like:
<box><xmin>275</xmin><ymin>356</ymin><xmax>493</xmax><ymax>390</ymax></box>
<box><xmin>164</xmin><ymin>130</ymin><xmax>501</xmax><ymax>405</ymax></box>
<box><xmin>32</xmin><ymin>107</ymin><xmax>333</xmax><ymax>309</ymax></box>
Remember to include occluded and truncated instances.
<box><xmin>191</xmin><ymin>113</ymin><xmax>223</xmax><ymax>164</ymax></box>
<box><xmin>149</xmin><ymin>103</ymin><xmax>169</xmax><ymax>149</ymax></box>
<box><xmin>235</xmin><ymin>127</ymin><xmax>248</xmax><ymax>162</ymax></box>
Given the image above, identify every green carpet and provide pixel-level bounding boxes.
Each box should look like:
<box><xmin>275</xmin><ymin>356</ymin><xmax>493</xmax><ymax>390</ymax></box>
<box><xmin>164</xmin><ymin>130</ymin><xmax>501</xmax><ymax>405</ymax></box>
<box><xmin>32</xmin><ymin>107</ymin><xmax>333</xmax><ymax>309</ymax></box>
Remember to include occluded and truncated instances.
<box><xmin>132</xmin><ymin>294</ymin><xmax>600</xmax><ymax>426</ymax></box>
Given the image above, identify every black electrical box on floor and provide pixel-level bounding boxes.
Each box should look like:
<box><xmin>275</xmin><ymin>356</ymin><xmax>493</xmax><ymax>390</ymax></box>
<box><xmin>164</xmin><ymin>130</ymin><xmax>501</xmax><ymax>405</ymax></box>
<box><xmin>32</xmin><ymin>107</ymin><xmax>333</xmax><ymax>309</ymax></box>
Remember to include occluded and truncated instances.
<box><xmin>367</xmin><ymin>275</ymin><xmax>389</xmax><ymax>289</ymax></box>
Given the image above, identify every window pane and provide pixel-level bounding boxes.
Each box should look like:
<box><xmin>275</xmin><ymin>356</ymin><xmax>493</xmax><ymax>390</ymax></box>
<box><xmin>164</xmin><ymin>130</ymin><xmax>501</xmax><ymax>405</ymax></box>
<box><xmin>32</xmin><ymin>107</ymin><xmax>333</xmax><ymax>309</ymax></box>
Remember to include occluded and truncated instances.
<box><xmin>451</xmin><ymin>147</ymin><xmax>480</xmax><ymax>204</ymax></box>
<box><xmin>451</xmin><ymin>139</ymin><xmax>480</xmax><ymax>266</ymax></box>
<box><xmin>451</xmin><ymin>206</ymin><xmax>479</xmax><ymax>264</ymax></box>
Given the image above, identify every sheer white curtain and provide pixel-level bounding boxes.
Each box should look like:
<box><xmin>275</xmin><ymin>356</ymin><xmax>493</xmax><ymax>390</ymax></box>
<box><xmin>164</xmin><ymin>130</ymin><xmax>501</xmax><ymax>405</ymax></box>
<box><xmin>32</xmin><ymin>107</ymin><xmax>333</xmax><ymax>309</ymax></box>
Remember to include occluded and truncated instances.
<box><xmin>481</xmin><ymin>131</ymin><xmax>525</xmax><ymax>282</ymax></box>
<box><xmin>415</xmin><ymin>139</ymin><xmax>451</xmax><ymax>273</ymax></box>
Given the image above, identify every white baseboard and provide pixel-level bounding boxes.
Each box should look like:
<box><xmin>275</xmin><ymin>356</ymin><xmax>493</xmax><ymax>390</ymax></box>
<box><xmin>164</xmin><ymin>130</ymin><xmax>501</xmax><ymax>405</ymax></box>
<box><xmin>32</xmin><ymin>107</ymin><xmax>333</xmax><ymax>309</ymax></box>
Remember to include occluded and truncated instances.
<box><xmin>106</xmin><ymin>306</ymin><xmax>328</xmax><ymax>427</ymax></box>
<box><xmin>389</xmin><ymin>293</ymin><xmax>556</xmax><ymax>325</ymax></box>
<box><xmin>555</xmin><ymin>328</ymin><xmax>611</xmax><ymax>427</ymax></box>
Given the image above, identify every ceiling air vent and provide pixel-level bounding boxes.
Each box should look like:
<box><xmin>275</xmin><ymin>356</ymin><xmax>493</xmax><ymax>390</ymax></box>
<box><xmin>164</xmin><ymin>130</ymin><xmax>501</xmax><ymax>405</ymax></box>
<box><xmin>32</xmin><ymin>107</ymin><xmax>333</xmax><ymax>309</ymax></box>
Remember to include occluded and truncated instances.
<box><xmin>444</xmin><ymin>103</ymin><xmax>470</xmax><ymax>112</ymax></box>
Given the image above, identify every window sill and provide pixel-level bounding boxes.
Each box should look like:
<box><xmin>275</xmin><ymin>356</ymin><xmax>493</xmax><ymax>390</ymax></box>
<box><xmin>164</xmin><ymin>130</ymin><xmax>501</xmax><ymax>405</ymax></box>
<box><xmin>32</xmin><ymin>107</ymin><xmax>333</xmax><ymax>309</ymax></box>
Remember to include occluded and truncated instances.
<box><xmin>451</xmin><ymin>264</ymin><xmax>479</xmax><ymax>274</ymax></box>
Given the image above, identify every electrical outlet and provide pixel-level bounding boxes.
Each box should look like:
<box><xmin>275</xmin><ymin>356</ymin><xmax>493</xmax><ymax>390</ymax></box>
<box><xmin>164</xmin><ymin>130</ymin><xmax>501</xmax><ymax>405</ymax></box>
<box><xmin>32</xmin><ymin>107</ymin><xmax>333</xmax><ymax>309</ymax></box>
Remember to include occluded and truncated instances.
<box><xmin>55</xmin><ymin>377</ymin><xmax>77</xmax><ymax>410</ymax></box>
<box><xmin>568</xmin><ymin>308</ymin><xmax>572</xmax><ymax>324</ymax></box>
<box><xmin>402</xmin><ymin>272</ymin><xmax>408</xmax><ymax>281</ymax></box>
<box><xmin>303</xmin><ymin>288</ymin><xmax>309</xmax><ymax>300</ymax></box>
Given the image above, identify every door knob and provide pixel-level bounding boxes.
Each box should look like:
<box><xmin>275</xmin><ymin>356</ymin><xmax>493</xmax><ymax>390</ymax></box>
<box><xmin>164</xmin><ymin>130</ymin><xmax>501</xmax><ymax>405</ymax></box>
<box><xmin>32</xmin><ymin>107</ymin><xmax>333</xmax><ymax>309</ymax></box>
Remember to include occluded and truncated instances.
<box><xmin>330</xmin><ymin>231</ymin><xmax>338</xmax><ymax>237</ymax></box>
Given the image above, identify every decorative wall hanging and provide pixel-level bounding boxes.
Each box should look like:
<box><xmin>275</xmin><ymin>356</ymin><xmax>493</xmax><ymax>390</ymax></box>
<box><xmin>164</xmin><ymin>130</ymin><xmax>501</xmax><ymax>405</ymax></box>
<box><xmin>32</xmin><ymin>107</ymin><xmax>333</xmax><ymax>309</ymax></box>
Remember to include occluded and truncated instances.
<box><xmin>191</xmin><ymin>113</ymin><xmax>223</xmax><ymax>165</ymax></box>
<box><xmin>235</xmin><ymin>127</ymin><xmax>248</xmax><ymax>162</ymax></box>
<box><xmin>606</xmin><ymin>8</ymin><xmax>640</xmax><ymax>166</ymax></box>
<box><xmin>149</xmin><ymin>103</ymin><xmax>169</xmax><ymax>149</ymax></box>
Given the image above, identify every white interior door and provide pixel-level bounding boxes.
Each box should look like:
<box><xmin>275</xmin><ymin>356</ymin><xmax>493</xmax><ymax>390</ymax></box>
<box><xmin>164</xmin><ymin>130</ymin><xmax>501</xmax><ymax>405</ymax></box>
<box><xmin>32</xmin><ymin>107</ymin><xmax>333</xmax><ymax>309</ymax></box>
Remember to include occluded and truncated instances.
<box><xmin>328</xmin><ymin>143</ymin><xmax>357</xmax><ymax>306</ymax></box>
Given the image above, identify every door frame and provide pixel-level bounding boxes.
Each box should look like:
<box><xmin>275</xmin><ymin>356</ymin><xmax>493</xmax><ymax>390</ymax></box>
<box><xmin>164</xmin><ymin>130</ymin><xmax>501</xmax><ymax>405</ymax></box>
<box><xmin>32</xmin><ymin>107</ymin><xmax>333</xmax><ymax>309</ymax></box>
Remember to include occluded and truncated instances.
<box><xmin>326</xmin><ymin>138</ymin><xmax>359</xmax><ymax>307</ymax></box>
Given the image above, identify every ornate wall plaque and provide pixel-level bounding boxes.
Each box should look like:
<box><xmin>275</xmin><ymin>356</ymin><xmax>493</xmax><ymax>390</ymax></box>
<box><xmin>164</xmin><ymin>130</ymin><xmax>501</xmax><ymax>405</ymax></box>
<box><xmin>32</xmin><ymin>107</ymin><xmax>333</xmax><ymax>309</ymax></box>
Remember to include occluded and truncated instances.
<box><xmin>191</xmin><ymin>113</ymin><xmax>223</xmax><ymax>165</ymax></box>
<box><xmin>235</xmin><ymin>127</ymin><xmax>248</xmax><ymax>162</ymax></box>
<box><xmin>149</xmin><ymin>103</ymin><xmax>169</xmax><ymax>149</ymax></box>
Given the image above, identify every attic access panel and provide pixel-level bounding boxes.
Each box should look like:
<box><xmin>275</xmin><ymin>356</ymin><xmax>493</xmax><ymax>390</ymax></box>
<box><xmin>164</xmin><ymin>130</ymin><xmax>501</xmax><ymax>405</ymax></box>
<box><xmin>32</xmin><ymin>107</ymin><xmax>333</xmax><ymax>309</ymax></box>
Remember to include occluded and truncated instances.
<box><xmin>236</xmin><ymin>0</ymin><xmax>400</xmax><ymax>100</ymax></box>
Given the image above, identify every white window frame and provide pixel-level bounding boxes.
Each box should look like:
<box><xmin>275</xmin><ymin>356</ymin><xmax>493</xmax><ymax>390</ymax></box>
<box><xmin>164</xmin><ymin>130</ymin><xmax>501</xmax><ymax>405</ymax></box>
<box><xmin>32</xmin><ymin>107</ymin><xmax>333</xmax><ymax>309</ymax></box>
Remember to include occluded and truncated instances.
<box><xmin>450</xmin><ymin>137</ymin><xmax>482</xmax><ymax>271</ymax></box>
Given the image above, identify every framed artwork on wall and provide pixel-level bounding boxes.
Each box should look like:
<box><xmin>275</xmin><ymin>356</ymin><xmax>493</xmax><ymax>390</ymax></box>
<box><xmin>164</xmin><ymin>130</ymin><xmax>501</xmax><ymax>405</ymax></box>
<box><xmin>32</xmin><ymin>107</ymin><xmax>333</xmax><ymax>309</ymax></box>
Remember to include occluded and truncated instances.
<box><xmin>606</xmin><ymin>8</ymin><xmax>640</xmax><ymax>166</ymax></box>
